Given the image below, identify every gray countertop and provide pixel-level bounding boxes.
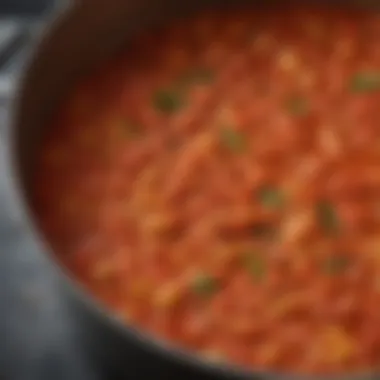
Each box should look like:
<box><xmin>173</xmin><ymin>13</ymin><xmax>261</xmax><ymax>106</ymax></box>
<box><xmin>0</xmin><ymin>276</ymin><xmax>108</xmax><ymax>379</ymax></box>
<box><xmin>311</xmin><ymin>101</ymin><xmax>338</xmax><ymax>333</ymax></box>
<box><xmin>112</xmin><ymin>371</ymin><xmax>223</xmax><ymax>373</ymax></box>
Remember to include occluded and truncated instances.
<box><xmin>0</xmin><ymin>13</ymin><xmax>104</xmax><ymax>379</ymax></box>
<box><xmin>0</xmin><ymin>105</ymin><xmax>99</xmax><ymax>380</ymax></box>
<box><xmin>0</xmin><ymin>13</ymin><xmax>97</xmax><ymax>380</ymax></box>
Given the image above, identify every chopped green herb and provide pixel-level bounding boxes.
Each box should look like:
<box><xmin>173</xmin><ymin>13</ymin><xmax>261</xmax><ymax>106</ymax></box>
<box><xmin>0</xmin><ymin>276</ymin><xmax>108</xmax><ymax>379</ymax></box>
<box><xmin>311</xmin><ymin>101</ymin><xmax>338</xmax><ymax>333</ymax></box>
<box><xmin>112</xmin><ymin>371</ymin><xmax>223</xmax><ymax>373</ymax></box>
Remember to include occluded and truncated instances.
<box><xmin>316</xmin><ymin>201</ymin><xmax>340</xmax><ymax>236</ymax></box>
<box><xmin>243</xmin><ymin>253</ymin><xmax>266</xmax><ymax>281</ymax></box>
<box><xmin>350</xmin><ymin>71</ymin><xmax>380</xmax><ymax>93</ymax></box>
<box><xmin>192</xmin><ymin>273</ymin><xmax>218</xmax><ymax>297</ymax></box>
<box><xmin>322</xmin><ymin>255</ymin><xmax>350</xmax><ymax>275</ymax></box>
<box><xmin>220</xmin><ymin>127</ymin><xmax>246</xmax><ymax>153</ymax></box>
<box><xmin>286</xmin><ymin>96</ymin><xmax>309</xmax><ymax>116</ymax></box>
<box><xmin>153</xmin><ymin>89</ymin><xmax>183</xmax><ymax>113</ymax></box>
<box><xmin>258</xmin><ymin>186</ymin><xmax>284</xmax><ymax>210</ymax></box>
<box><xmin>179</xmin><ymin>67</ymin><xmax>214</xmax><ymax>85</ymax></box>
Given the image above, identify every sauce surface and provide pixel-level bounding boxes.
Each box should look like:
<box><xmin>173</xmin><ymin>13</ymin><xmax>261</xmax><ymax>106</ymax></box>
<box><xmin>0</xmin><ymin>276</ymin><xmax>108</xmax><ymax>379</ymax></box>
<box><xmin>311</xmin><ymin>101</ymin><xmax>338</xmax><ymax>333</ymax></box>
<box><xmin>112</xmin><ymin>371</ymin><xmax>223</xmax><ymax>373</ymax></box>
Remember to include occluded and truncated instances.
<box><xmin>33</xmin><ymin>6</ymin><xmax>380</xmax><ymax>375</ymax></box>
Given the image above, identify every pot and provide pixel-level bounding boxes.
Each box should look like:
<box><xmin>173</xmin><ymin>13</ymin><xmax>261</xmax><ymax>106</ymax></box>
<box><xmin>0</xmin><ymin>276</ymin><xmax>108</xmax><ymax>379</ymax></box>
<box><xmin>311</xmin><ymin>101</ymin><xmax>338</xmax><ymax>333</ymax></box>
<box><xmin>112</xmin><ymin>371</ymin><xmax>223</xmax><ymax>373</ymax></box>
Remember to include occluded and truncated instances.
<box><xmin>6</xmin><ymin>0</ymin><xmax>380</xmax><ymax>379</ymax></box>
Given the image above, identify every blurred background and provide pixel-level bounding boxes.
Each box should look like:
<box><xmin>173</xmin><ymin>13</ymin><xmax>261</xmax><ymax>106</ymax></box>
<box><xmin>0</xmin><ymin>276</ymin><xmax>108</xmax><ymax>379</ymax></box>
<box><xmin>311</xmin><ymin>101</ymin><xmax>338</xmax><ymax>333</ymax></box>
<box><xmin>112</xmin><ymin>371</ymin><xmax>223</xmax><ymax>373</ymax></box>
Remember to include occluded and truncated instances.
<box><xmin>0</xmin><ymin>0</ymin><xmax>51</xmax><ymax>14</ymax></box>
<box><xmin>0</xmin><ymin>0</ymin><xmax>52</xmax><ymax>13</ymax></box>
<box><xmin>0</xmin><ymin>2</ymin><xmax>101</xmax><ymax>380</ymax></box>
<box><xmin>0</xmin><ymin>0</ymin><xmax>54</xmax><ymax>101</ymax></box>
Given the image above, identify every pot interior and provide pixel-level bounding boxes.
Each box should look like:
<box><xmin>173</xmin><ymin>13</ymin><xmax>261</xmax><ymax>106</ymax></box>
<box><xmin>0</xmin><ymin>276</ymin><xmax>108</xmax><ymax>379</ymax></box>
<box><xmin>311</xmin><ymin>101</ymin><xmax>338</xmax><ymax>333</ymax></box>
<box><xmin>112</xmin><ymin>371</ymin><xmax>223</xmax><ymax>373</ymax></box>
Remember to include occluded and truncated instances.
<box><xmin>10</xmin><ymin>1</ymin><xmax>380</xmax><ymax>378</ymax></box>
<box><xmin>14</xmin><ymin>0</ymin><xmax>380</xmax><ymax>192</ymax></box>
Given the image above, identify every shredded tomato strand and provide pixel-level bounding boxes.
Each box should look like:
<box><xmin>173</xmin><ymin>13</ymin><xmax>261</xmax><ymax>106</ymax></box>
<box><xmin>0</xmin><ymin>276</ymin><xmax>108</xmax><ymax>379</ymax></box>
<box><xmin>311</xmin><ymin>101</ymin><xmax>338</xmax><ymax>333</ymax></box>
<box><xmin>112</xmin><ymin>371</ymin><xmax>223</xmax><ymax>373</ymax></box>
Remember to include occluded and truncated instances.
<box><xmin>33</xmin><ymin>6</ymin><xmax>380</xmax><ymax>375</ymax></box>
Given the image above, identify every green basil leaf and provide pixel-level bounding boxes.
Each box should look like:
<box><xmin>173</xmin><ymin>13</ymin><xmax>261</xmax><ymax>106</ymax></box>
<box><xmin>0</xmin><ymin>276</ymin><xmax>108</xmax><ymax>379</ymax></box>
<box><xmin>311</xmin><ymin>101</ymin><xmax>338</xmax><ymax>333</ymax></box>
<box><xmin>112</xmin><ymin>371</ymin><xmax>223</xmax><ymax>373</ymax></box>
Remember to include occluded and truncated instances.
<box><xmin>220</xmin><ymin>127</ymin><xmax>246</xmax><ymax>153</ymax></box>
<box><xmin>244</xmin><ymin>253</ymin><xmax>266</xmax><ymax>281</ymax></box>
<box><xmin>259</xmin><ymin>186</ymin><xmax>284</xmax><ymax>210</ymax></box>
<box><xmin>323</xmin><ymin>255</ymin><xmax>349</xmax><ymax>275</ymax></box>
<box><xmin>192</xmin><ymin>273</ymin><xmax>218</xmax><ymax>297</ymax></box>
<box><xmin>153</xmin><ymin>89</ymin><xmax>183</xmax><ymax>113</ymax></box>
<box><xmin>286</xmin><ymin>96</ymin><xmax>309</xmax><ymax>116</ymax></box>
<box><xmin>316</xmin><ymin>201</ymin><xmax>340</xmax><ymax>236</ymax></box>
<box><xmin>350</xmin><ymin>71</ymin><xmax>380</xmax><ymax>93</ymax></box>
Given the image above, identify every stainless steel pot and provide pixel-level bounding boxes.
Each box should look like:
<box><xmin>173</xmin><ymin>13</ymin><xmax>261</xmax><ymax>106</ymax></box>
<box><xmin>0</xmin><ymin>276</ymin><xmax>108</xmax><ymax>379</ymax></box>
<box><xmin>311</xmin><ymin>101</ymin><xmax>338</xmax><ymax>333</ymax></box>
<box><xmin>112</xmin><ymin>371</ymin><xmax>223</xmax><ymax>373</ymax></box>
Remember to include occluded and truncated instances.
<box><xmin>7</xmin><ymin>0</ymin><xmax>380</xmax><ymax>379</ymax></box>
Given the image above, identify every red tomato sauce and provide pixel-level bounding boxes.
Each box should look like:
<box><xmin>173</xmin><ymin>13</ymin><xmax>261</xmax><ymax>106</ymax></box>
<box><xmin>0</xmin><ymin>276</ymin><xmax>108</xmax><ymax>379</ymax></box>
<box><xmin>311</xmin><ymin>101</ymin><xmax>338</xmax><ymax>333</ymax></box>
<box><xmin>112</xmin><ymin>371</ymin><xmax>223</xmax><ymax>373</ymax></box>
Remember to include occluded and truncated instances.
<box><xmin>33</xmin><ymin>5</ymin><xmax>380</xmax><ymax>375</ymax></box>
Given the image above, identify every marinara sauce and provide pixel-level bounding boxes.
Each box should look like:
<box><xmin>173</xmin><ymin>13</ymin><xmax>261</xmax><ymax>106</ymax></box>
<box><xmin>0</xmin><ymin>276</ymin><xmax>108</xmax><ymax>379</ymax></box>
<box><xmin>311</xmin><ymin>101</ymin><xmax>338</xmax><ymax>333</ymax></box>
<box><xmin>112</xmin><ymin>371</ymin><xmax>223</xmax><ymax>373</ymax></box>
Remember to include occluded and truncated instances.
<box><xmin>33</xmin><ymin>6</ymin><xmax>380</xmax><ymax>375</ymax></box>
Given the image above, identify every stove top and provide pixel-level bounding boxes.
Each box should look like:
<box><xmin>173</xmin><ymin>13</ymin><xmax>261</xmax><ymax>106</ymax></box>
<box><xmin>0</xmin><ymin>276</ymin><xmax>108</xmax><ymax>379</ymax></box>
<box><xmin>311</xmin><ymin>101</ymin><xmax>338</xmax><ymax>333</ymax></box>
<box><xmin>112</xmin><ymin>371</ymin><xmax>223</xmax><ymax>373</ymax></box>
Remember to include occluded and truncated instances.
<box><xmin>0</xmin><ymin>4</ymin><xmax>102</xmax><ymax>380</ymax></box>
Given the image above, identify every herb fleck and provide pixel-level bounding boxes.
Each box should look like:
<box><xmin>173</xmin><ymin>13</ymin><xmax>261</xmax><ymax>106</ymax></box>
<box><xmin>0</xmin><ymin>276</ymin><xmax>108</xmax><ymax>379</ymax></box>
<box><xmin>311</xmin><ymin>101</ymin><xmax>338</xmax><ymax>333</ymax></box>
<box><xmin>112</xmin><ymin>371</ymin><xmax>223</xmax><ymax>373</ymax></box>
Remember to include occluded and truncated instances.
<box><xmin>192</xmin><ymin>273</ymin><xmax>218</xmax><ymax>297</ymax></box>
<box><xmin>350</xmin><ymin>71</ymin><xmax>380</xmax><ymax>93</ymax></box>
<box><xmin>286</xmin><ymin>96</ymin><xmax>309</xmax><ymax>116</ymax></box>
<box><xmin>243</xmin><ymin>253</ymin><xmax>266</xmax><ymax>281</ymax></box>
<box><xmin>323</xmin><ymin>255</ymin><xmax>350</xmax><ymax>275</ymax></box>
<box><xmin>153</xmin><ymin>89</ymin><xmax>183</xmax><ymax>113</ymax></box>
<box><xmin>259</xmin><ymin>186</ymin><xmax>284</xmax><ymax>210</ymax></box>
<box><xmin>220</xmin><ymin>127</ymin><xmax>246</xmax><ymax>153</ymax></box>
<box><xmin>316</xmin><ymin>201</ymin><xmax>340</xmax><ymax>236</ymax></box>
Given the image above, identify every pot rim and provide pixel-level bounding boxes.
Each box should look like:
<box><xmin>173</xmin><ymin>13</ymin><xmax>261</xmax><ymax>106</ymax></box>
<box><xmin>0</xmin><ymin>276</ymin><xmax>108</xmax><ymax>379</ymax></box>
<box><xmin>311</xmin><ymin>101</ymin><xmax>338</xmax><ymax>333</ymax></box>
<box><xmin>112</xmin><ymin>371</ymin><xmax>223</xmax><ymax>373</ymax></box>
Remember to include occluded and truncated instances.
<box><xmin>6</xmin><ymin>1</ymin><xmax>380</xmax><ymax>379</ymax></box>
